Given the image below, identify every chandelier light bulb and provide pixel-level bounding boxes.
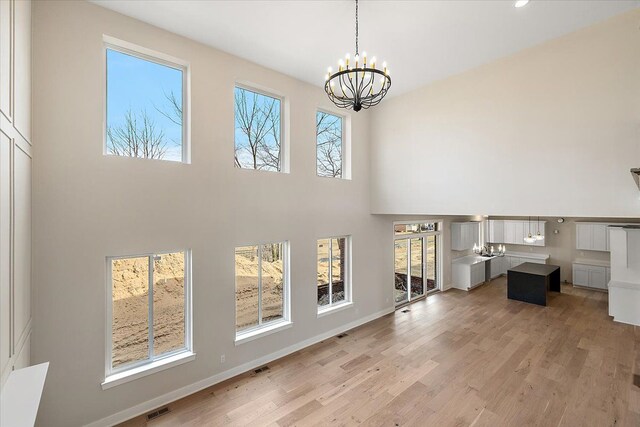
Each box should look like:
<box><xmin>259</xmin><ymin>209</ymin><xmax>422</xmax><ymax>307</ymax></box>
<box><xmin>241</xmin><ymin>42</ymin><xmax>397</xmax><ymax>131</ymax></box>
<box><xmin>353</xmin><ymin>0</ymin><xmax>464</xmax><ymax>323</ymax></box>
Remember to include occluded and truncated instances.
<box><xmin>370</xmin><ymin>56</ymin><xmax>376</xmax><ymax>68</ymax></box>
<box><xmin>327</xmin><ymin>66</ymin><xmax>333</xmax><ymax>73</ymax></box>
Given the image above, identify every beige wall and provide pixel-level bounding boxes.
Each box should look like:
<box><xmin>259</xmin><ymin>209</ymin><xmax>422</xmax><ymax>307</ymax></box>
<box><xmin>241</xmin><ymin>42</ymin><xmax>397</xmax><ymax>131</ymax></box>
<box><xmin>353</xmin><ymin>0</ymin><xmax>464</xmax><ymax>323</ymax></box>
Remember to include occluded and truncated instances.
<box><xmin>0</xmin><ymin>0</ymin><xmax>33</xmax><ymax>390</ymax></box>
<box><xmin>370</xmin><ymin>9</ymin><xmax>640</xmax><ymax>218</ymax></box>
<box><xmin>30</xmin><ymin>1</ymin><xmax>394</xmax><ymax>426</ymax></box>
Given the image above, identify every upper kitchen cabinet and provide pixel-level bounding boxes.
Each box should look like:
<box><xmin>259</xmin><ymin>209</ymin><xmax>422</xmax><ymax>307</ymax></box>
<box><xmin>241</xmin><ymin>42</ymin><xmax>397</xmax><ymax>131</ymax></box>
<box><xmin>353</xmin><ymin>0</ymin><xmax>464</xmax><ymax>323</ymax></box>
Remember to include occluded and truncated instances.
<box><xmin>576</xmin><ymin>223</ymin><xmax>610</xmax><ymax>252</ymax></box>
<box><xmin>451</xmin><ymin>222</ymin><xmax>480</xmax><ymax>251</ymax></box>
<box><xmin>487</xmin><ymin>220</ymin><xmax>546</xmax><ymax>247</ymax></box>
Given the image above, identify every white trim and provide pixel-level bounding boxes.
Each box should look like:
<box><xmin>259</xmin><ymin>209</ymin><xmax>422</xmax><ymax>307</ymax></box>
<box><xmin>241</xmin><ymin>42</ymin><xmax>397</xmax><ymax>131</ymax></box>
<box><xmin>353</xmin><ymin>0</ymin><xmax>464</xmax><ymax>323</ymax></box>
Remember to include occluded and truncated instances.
<box><xmin>84</xmin><ymin>307</ymin><xmax>394</xmax><ymax>427</ymax></box>
<box><xmin>234</xmin><ymin>321</ymin><xmax>293</xmax><ymax>346</ymax></box>
<box><xmin>317</xmin><ymin>301</ymin><xmax>353</xmax><ymax>318</ymax></box>
<box><xmin>101</xmin><ymin>352</ymin><xmax>195</xmax><ymax>390</ymax></box>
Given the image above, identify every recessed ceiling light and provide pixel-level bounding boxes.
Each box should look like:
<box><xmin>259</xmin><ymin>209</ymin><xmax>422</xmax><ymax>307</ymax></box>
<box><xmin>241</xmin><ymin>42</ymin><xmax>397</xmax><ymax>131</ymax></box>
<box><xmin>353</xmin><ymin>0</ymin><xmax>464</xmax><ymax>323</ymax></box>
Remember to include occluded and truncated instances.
<box><xmin>515</xmin><ymin>0</ymin><xmax>530</xmax><ymax>7</ymax></box>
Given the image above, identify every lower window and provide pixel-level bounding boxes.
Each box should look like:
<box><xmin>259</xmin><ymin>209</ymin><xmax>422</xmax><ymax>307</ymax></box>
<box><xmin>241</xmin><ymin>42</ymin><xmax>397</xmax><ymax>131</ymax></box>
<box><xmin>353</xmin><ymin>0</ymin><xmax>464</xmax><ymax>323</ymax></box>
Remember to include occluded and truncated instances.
<box><xmin>107</xmin><ymin>251</ymin><xmax>191</xmax><ymax>374</ymax></box>
<box><xmin>235</xmin><ymin>242</ymin><xmax>289</xmax><ymax>336</ymax></box>
<box><xmin>317</xmin><ymin>236</ymin><xmax>351</xmax><ymax>309</ymax></box>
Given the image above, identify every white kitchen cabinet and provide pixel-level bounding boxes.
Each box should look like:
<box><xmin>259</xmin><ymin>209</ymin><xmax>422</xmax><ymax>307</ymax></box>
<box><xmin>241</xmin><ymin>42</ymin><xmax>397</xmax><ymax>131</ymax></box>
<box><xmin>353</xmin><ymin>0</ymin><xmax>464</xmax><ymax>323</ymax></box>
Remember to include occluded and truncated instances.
<box><xmin>489</xmin><ymin>256</ymin><xmax>507</xmax><ymax>278</ymax></box>
<box><xmin>451</xmin><ymin>222</ymin><xmax>479</xmax><ymax>251</ymax></box>
<box><xmin>576</xmin><ymin>223</ymin><xmax>611</xmax><ymax>252</ymax></box>
<box><xmin>486</xmin><ymin>220</ymin><xmax>504</xmax><ymax>244</ymax></box>
<box><xmin>452</xmin><ymin>256</ymin><xmax>487</xmax><ymax>291</ymax></box>
<box><xmin>572</xmin><ymin>263</ymin><xmax>610</xmax><ymax>290</ymax></box>
<box><xmin>489</xmin><ymin>220</ymin><xmax>545</xmax><ymax>246</ymax></box>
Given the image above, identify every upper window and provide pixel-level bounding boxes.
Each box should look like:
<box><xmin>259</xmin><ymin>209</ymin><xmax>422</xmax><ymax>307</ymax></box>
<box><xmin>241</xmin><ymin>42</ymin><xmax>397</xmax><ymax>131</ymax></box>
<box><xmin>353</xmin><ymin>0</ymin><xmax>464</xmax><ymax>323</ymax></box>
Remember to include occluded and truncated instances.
<box><xmin>317</xmin><ymin>237</ymin><xmax>351</xmax><ymax>310</ymax></box>
<box><xmin>316</xmin><ymin>111</ymin><xmax>344</xmax><ymax>178</ymax></box>
<box><xmin>235</xmin><ymin>242</ymin><xmax>289</xmax><ymax>337</ymax></box>
<box><xmin>394</xmin><ymin>222</ymin><xmax>439</xmax><ymax>235</ymax></box>
<box><xmin>106</xmin><ymin>44</ymin><xmax>187</xmax><ymax>162</ymax></box>
<box><xmin>107</xmin><ymin>251</ymin><xmax>191</xmax><ymax>375</ymax></box>
<box><xmin>234</xmin><ymin>86</ymin><xmax>283</xmax><ymax>172</ymax></box>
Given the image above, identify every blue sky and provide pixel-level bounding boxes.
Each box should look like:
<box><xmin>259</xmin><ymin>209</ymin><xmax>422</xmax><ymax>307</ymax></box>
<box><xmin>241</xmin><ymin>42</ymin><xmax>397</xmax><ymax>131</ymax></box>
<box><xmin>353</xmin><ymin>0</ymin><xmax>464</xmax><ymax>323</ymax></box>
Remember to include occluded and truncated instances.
<box><xmin>106</xmin><ymin>49</ymin><xmax>183</xmax><ymax>161</ymax></box>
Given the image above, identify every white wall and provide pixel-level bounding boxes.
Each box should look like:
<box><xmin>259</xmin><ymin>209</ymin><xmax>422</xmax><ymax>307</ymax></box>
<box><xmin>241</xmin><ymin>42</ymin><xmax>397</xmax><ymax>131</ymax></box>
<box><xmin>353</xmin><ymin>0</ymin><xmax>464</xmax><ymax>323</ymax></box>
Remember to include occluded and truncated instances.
<box><xmin>30</xmin><ymin>2</ymin><xmax>392</xmax><ymax>426</ymax></box>
<box><xmin>0</xmin><ymin>0</ymin><xmax>33</xmax><ymax>390</ymax></box>
<box><xmin>370</xmin><ymin>9</ymin><xmax>640</xmax><ymax>218</ymax></box>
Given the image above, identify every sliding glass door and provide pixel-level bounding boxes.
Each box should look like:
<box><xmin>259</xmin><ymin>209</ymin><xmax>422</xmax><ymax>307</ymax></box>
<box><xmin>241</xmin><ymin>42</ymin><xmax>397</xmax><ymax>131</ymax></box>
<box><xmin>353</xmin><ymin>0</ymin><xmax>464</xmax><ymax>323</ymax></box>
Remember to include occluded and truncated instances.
<box><xmin>394</xmin><ymin>222</ymin><xmax>441</xmax><ymax>307</ymax></box>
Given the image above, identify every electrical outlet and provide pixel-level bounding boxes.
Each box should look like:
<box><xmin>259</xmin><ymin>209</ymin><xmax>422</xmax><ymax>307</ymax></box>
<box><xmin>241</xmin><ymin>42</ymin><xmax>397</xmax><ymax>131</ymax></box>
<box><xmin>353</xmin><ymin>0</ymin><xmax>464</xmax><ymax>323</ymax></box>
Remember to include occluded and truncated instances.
<box><xmin>220</xmin><ymin>354</ymin><xmax>225</xmax><ymax>364</ymax></box>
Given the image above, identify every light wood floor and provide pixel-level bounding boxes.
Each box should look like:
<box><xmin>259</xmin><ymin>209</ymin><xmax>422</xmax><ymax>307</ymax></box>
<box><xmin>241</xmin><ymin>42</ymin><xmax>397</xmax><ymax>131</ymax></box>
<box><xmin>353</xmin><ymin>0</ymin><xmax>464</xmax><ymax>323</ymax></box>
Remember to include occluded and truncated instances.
<box><xmin>120</xmin><ymin>277</ymin><xmax>640</xmax><ymax>427</ymax></box>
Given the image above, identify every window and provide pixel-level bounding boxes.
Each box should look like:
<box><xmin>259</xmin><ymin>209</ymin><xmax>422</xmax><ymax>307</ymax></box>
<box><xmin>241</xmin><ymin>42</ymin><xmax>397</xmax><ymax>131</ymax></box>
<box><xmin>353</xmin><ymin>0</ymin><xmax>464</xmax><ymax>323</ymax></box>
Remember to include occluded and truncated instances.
<box><xmin>107</xmin><ymin>251</ymin><xmax>191</xmax><ymax>376</ymax></box>
<box><xmin>235</xmin><ymin>242</ymin><xmax>289</xmax><ymax>337</ymax></box>
<box><xmin>394</xmin><ymin>222</ymin><xmax>439</xmax><ymax>235</ymax></box>
<box><xmin>234</xmin><ymin>86</ymin><xmax>283</xmax><ymax>172</ymax></box>
<box><xmin>316</xmin><ymin>111</ymin><xmax>344</xmax><ymax>178</ymax></box>
<box><xmin>317</xmin><ymin>237</ymin><xmax>350</xmax><ymax>309</ymax></box>
<box><xmin>105</xmin><ymin>40</ymin><xmax>187</xmax><ymax>162</ymax></box>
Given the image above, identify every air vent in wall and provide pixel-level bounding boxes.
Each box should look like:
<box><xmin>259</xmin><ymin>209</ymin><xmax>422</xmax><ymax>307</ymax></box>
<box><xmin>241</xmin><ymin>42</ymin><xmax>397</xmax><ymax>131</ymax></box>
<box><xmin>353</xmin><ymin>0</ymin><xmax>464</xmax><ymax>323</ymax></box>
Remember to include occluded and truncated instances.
<box><xmin>401</xmin><ymin>309</ymin><xmax>411</xmax><ymax>313</ymax></box>
<box><xmin>254</xmin><ymin>365</ymin><xmax>270</xmax><ymax>374</ymax></box>
<box><xmin>337</xmin><ymin>333</ymin><xmax>348</xmax><ymax>338</ymax></box>
<box><xmin>147</xmin><ymin>406</ymin><xmax>170</xmax><ymax>420</ymax></box>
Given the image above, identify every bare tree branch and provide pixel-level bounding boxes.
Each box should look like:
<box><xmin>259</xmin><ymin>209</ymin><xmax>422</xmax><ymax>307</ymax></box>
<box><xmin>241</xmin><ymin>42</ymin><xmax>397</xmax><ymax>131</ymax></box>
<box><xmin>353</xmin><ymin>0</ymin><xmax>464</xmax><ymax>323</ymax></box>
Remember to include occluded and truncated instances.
<box><xmin>107</xmin><ymin>109</ymin><xmax>168</xmax><ymax>160</ymax></box>
<box><xmin>316</xmin><ymin>112</ymin><xmax>342</xmax><ymax>177</ymax></box>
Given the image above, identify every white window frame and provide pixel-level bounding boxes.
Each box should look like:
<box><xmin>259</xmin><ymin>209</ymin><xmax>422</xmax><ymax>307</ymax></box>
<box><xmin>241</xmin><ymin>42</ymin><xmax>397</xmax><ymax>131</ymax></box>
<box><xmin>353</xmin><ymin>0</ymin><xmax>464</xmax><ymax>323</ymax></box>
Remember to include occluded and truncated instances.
<box><xmin>234</xmin><ymin>242</ymin><xmax>291</xmax><ymax>344</ymax></box>
<box><xmin>103</xmin><ymin>250</ymin><xmax>193</xmax><ymax>388</ymax></box>
<box><xmin>317</xmin><ymin>236</ymin><xmax>352</xmax><ymax>316</ymax></box>
<box><xmin>393</xmin><ymin>220</ymin><xmax>443</xmax><ymax>307</ymax></box>
<box><xmin>103</xmin><ymin>35</ymin><xmax>191</xmax><ymax>163</ymax></box>
<box><xmin>234</xmin><ymin>82</ymin><xmax>289</xmax><ymax>173</ymax></box>
<box><xmin>316</xmin><ymin>108</ymin><xmax>351</xmax><ymax>180</ymax></box>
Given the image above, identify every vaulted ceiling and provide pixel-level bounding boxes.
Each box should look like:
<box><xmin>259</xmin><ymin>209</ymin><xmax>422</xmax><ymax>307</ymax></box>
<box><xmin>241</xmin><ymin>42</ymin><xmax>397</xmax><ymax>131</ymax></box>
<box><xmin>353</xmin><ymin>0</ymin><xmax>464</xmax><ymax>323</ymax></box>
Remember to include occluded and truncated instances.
<box><xmin>91</xmin><ymin>0</ymin><xmax>640</xmax><ymax>96</ymax></box>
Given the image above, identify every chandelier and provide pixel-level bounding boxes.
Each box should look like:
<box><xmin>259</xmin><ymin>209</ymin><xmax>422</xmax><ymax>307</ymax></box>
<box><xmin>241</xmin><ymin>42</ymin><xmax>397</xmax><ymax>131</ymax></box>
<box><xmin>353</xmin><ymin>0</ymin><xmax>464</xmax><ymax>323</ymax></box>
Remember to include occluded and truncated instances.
<box><xmin>324</xmin><ymin>0</ymin><xmax>391</xmax><ymax>112</ymax></box>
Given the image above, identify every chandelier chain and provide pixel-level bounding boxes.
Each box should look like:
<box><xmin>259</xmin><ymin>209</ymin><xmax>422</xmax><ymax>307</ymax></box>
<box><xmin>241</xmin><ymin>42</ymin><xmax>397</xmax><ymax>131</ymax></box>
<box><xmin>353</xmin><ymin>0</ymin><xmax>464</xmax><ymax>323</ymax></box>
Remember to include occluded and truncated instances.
<box><xmin>355</xmin><ymin>0</ymin><xmax>359</xmax><ymax>56</ymax></box>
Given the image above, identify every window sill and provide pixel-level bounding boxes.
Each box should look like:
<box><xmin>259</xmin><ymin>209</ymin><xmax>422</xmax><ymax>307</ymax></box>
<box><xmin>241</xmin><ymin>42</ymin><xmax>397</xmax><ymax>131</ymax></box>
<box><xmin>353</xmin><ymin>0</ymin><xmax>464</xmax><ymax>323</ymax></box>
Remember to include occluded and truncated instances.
<box><xmin>235</xmin><ymin>321</ymin><xmax>292</xmax><ymax>346</ymax></box>
<box><xmin>101</xmin><ymin>351</ymin><xmax>196</xmax><ymax>390</ymax></box>
<box><xmin>317</xmin><ymin>301</ymin><xmax>353</xmax><ymax>318</ymax></box>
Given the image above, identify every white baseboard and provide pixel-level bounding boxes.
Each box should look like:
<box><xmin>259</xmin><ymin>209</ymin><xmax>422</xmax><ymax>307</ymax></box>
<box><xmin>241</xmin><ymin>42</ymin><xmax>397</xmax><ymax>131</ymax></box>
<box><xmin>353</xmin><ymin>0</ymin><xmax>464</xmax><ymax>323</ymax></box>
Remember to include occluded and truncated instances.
<box><xmin>84</xmin><ymin>306</ymin><xmax>395</xmax><ymax>427</ymax></box>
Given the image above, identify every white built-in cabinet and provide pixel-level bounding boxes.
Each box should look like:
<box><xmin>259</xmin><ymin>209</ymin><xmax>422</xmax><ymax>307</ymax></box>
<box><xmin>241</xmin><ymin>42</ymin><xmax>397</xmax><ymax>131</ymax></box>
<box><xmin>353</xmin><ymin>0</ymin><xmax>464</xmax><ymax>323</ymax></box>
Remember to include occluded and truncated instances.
<box><xmin>0</xmin><ymin>0</ymin><xmax>33</xmax><ymax>389</ymax></box>
<box><xmin>575</xmin><ymin>223</ymin><xmax>610</xmax><ymax>252</ymax></box>
<box><xmin>451</xmin><ymin>222</ymin><xmax>480</xmax><ymax>251</ymax></box>
<box><xmin>486</xmin><ymin>220</ymin><xmax>546</xmax><ymax>247</ymax></box>
<box><xmin>572</xmin><ymin>263</ymin><xmax>610</xmax><ymax>290</ymax></box>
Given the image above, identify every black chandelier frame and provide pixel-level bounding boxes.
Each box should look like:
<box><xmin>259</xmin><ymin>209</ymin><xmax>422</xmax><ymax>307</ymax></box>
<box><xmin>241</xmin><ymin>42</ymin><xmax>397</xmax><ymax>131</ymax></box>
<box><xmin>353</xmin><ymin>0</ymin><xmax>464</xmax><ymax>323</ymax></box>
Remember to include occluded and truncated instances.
<box><xmin>324</xmin><ymin>0</ymin><xmax>391</xmax><ymax>112</ymax></box>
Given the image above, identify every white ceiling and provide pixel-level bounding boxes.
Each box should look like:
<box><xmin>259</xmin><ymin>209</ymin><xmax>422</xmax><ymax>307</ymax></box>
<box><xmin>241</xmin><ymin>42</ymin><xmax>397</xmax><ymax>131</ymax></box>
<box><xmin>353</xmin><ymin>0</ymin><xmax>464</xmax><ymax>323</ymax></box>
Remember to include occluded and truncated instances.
<box><xmin>91</xmin><ymin>0</ymin><xmax>640</xmax><ymax>96</ymax></box>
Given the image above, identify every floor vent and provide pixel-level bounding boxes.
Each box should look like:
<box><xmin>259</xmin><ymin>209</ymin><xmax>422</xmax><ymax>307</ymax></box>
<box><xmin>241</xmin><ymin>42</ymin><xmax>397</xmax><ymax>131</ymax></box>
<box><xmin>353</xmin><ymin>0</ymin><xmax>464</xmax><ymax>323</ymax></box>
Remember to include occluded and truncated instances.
<box><xmin>147</xmin><ymin>406</ymin><xmax>170</xmax><ymax>420</ymax></box>
<box><xmin>633</xmin><ymin>374</ymin><xmax>640</xmax><ymax>388</ymax></box>
<box><xmin>401</xmin><ymin>309</ymin><xmax>411</xmax><ymax>313</ymax></box>
<box><xmin>337</xmin><ymin>333</ymin><xmax>348</xmax><ymax>339</ymax></box>
<box><xmin>254</xmin><ymin>365</ymin><xmax>270</xmax><ymax>374</ymax></box>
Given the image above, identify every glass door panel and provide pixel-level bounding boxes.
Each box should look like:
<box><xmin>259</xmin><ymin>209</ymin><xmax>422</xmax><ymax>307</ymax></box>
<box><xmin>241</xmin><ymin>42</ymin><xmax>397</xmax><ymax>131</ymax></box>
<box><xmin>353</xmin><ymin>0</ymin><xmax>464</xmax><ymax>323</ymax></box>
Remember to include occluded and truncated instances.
<box><xmin>426</xmin><ymin>235</ymin><xmax>438</xmax><ymax>292</ymax></box>
<box><xmin>410</xmin><ymin>238</ymin><xmax>424</xmax><ymax>298</ymax></box>
<box><xmin>394</xmin><ymin>239</ymin><xmax>408</xmax><ymax>304</ymax></box>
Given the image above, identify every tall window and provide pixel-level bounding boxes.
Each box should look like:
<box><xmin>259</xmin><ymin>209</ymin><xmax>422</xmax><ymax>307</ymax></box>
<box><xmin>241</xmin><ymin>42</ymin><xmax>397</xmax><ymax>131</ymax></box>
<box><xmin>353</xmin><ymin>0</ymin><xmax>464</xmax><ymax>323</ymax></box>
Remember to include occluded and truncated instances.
<box><xmin>235</xmin><ymin>242</ymin><xmax>288</xmax><ymax>335</ymax></box>
<box><xmin>316</xmin><ymin>111</ymin><xmax>343</xmax><ymax>178</ymax></box>
<box><xmin>234</xmin><ymin>86</ymin><xmax>283</xmax><ymax>172</ymax></box>
<box><xmin>105</xmin><ymin>42</ymin><xmax>187</xmax><ymax>162</ymax></box>
<box><xmin>108</xmin><ymin>251</ymin><xmax>191</xmax><ymax>374</ymax></box>
<box><xmin>317</xmin><ymin>237</ymin><xmax>350</xmax><ymax>309</ymax></box>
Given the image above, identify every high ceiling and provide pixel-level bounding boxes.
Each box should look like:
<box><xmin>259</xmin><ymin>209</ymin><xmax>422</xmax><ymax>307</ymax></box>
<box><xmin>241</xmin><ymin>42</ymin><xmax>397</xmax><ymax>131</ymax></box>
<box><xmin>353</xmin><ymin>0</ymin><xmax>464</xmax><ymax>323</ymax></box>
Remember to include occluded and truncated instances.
<box><xmin>91</xmin><ymin>0</ymin><xmax>640</xmax><ymax>96</ymax></box>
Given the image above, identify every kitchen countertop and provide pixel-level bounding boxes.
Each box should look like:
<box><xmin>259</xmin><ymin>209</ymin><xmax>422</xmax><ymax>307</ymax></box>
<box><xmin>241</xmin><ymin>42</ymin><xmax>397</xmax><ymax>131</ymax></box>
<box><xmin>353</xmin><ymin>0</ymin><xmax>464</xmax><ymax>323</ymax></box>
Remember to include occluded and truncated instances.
<box><xmin>573</xmin><ymin>258</ymin><xmax>611</xmax><ymax>267</ymax></box>
<box><xmin>452</xmin><ymin>255</ymin><xmax>498</xmax><ymax>266</ymax></box>
<box><xmin>453</xmin><ymin>251</ymin><xmax>550</xmax><ymax>266</ymax></box>
<box><xmin>505</xmin><ymin>251</ymin><xmax>550</xmax><ymax>260</ymax></box>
